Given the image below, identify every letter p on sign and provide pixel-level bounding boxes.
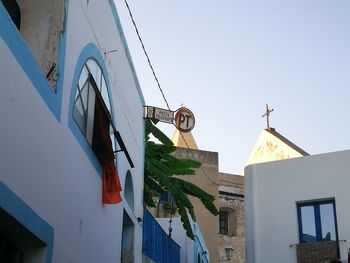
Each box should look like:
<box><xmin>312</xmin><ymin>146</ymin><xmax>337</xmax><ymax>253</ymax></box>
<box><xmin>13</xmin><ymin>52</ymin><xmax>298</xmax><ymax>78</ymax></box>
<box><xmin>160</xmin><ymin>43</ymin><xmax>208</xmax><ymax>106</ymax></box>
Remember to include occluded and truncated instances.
<box><xmin>174</xmin><ymin>107</ymin><xmax>195</xmax><ymax>133</ymax></box>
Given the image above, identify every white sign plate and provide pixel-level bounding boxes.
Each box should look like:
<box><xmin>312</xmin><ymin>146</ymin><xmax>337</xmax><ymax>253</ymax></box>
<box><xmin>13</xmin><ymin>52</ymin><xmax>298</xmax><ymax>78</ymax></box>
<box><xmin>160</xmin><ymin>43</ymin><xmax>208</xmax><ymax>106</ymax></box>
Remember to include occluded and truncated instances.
<box><xmin>145</xmin><ymin>106</ymin><xmax>174</xmax><ymax>124</ymax></box>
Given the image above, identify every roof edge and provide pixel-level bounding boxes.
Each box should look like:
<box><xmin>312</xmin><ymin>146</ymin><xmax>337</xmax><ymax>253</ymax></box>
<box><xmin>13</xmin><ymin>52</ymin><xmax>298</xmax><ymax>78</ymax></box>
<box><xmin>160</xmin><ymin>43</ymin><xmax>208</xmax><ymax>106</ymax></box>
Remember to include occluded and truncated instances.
<box><xmin>265</xmin><ymin>128</ymin><xmax>309</xmax><ymax>156</ymax></box>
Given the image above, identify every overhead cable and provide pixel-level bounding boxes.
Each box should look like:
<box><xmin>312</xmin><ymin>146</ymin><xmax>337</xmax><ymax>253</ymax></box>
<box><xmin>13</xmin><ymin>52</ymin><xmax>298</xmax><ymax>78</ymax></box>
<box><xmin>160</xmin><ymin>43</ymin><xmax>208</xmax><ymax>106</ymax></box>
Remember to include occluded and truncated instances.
<box><xmin>176</xmin><ymin>126</ymin><xmax>220</xmax><ymax>186</ymax></box>
<box><xmin>123</xmin><ymin>0</ymin><xmax>171</xmax><ymax>110</ymax></box>
<box><xmin>123</xmin><ymin>0</ymin><xmax>218</xmax><ymax>186</ymax></box>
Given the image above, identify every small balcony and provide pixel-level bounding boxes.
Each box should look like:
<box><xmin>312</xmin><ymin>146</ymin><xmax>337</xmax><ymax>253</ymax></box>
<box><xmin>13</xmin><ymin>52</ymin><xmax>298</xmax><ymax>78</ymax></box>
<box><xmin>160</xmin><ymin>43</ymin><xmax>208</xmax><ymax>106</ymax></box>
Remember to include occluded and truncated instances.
<box><xmin>296</xmin><ymin>241</ymin><xmax>338</xmax><ymax>263</ymax></box>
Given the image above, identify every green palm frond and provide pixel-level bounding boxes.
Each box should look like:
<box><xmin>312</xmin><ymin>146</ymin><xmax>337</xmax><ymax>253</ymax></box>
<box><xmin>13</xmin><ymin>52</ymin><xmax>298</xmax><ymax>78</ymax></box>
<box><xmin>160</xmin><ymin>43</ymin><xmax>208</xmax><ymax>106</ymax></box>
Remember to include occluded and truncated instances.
<box><xmin>144</xmin><ymin>175</ymin><xmax>163</xmax><ymax>194</ymax></box>
<box><xmin>171</xmin><ymin>177</ymin><xmax>219</xmax><ymax>215</ymax></box>
<box><xmin>168</xmin><ymin>159</ymin><xmax>201</xmax><ymax>174</ymax></box>
<box><xmin>143</xmin><ymin>120</ymin><xmax>218</xmax><ymax>239</ymax></box>
<box><xmin>171</xmin><ymin>168</ymin><xmax>196</xmax><ymax>176</ymax></box>
<box><xmin>146</xmin><ymin>158</ymin><xmax>173</xmax><ymax>178</ymax></box>
<box><xmin>146</xmin><ymin>160</ymin><xmax>194</xmax><ymax>211</ymax></box>
<box><xmin>176</xmin><ymin>200</ymin><xmax>195</xmax><ymax>239</ymax></box>
<box><xmin>171</xmin><ymin>177</ymin><xmax>215</xmax><ymax>201</ymax></box>
<box><xmin>147</xmin><ymin>142</ymin><xmax>176</xmax><ymax>157</ymax></box>
<box><xmin>145</xmin><ymin>119</ymin><xmax>173</xmax><ymax>145</ymax></box>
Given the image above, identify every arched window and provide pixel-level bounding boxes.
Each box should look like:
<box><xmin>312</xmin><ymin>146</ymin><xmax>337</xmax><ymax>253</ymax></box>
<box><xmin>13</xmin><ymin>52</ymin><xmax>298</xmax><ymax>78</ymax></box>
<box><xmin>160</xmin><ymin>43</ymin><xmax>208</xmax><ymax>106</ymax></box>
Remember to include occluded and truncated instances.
<box><xmin>72</xmin><ymin>59</ymin><xmax>116</xmax><ymax>163</ymax></box>
<box><xmin>124</xmin><ymin>170</ymin><xmax>134</xmax><ymax>211</ymax></box>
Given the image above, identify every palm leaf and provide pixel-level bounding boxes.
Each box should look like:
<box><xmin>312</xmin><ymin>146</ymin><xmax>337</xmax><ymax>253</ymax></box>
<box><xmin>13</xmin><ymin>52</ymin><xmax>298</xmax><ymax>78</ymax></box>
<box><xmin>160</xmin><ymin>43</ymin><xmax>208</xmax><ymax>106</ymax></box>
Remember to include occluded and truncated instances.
<box><xmin>143</xmin><ymin>120</ymin><xmax>218</xmax><ymax>239</ymax></box>
<box><xmin>145</xmin><ymin>119</ymin><xmax>173</xmax><ymax>145</ymax></box>
<box><xmin>171</xmin><ymin>168</ymin><xmax>196</xmax><ymax>176</ymax></box>
<box><xmin>171</xmin><ymin>177</ymin><xmax>218</xmax><ymax>215</ymax></box>
<box><xmin>146</xmin><ymin>159</ymin><xmax>194</xmax><ymax>212</ymax></box>
<box><xmin>146</xmin><ymin>158</ymin><xmax>174</xmax><ymax>178</ymax></box>
<box><xmin>144</xmin><ymin>175</ymin><xmax>163</xmax><ymax>194</ymax></box>
<box><xmin>167</xmin><ymin>159</ymin><xmax>201</xmax><ymax>171</ymax></box>
<box><xmin>176</xmin><ymin>200</ymin><xmax>195</xmax><ymax>240</ymax></box>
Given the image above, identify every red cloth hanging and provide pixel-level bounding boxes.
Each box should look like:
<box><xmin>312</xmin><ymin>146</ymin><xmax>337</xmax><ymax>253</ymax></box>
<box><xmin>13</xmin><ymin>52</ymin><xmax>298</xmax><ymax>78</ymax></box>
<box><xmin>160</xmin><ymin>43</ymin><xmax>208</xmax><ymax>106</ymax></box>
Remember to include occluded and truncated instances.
<box><xmin>102</xmin><ymin>157</ymin><xmax>122</xmax><ymax>204</ymax></box>
<box><xmin>91</xmin><ymin>87</ymin><xmax>122</xmax><ymax>204</ymax></box>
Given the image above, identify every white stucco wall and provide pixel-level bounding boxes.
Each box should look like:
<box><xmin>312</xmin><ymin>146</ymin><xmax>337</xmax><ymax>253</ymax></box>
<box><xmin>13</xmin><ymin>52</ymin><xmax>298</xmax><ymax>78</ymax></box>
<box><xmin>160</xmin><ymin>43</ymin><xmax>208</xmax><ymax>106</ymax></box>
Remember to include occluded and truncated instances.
<box><xmin>0</xmin><ymin>0</ymin><xmax>144</xmax><ymax>262</ymax></box>
<box><xmin>245</xmin><ymin>150</ymin><xmax>350</xmax><ymax>263</ymax></box>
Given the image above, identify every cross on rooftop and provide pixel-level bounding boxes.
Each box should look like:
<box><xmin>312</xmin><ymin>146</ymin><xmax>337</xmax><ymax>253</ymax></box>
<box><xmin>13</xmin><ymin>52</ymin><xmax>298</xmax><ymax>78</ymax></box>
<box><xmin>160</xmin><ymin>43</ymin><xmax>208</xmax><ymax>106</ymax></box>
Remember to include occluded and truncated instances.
<box><xmin>262</xmin><ymin>104</ymin><xmax>274</xmax><ymax>129</ymax></box>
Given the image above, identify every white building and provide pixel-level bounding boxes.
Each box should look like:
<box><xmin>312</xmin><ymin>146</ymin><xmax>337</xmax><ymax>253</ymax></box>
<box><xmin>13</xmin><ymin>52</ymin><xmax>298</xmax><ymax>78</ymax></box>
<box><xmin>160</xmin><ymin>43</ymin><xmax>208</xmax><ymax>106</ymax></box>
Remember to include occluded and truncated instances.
<box><xmin>0</xmin><ymin>1</ymin><xmax>145</xmax><ymax>262</ymax></box>
<box><xmin>245</xmin><ymin>149</ymin><xmax>350</xmax><ymax>263</ymax></box>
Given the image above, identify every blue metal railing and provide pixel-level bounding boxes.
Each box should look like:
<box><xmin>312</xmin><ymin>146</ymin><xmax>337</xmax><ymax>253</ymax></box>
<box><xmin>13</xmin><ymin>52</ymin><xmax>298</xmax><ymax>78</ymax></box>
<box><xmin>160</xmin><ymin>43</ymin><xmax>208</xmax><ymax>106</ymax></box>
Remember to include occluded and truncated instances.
<box><xmin>142</xmin><ymin>208</ymin><xmax>180</xmax><ymax>263</ymax></box>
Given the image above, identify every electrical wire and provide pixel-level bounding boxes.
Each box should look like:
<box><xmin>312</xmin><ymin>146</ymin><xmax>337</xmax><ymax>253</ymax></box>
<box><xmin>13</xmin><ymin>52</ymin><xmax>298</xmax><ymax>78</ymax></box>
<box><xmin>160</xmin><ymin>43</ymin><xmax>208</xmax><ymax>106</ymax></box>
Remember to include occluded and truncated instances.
<box><xmin>80</xmin><ymin>1</ymin><xmax>103</xmax><ymax>50</ymax></box>
<box><xmin>176</xmin><ymin>126</ymin><xmax>220</xmax><ymax>186</ymax></box>
<box><xmin>123</xmin><ymin>0</ymin><xmax>219</xmax><ymax>186</ymax></box>
<box><xmin>123</xmin><ymin>0</ymin><xmax>171</xmax><ymax>111</ymax></box>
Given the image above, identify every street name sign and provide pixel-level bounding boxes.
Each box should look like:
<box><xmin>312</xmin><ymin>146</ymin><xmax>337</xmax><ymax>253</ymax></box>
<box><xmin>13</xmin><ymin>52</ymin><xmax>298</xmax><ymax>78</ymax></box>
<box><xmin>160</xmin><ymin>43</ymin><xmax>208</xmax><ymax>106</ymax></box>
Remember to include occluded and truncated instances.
<box><xmin>145</xmin><ymin>106</ymin><xmax>174</xmax><ymax>124</ymax></box>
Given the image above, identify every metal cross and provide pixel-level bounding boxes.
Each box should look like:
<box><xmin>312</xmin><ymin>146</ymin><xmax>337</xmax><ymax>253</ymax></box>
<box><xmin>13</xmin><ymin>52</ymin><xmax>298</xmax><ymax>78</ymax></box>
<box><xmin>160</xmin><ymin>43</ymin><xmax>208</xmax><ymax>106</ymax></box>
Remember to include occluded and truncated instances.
<box><xmin>262</xmin><ymin>104</ymin><xmax>274</xmax><ymax>128</ymax></box>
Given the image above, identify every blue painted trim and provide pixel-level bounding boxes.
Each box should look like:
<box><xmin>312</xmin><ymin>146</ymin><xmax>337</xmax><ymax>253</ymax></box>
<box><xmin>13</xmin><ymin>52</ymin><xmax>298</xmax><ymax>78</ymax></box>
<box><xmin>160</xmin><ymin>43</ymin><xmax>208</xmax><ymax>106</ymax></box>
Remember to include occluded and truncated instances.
<box><xmin>68</xmin><ymin>43</ymin><xmax>116</xmax><ymax>176</ymax></box>
<box><xmin>314</xmin><ymin>205</ymin><xmax>322</xmax><ymax>242</ymax></box>
<box><xmin>0</xmin><ymin>2</ymin><xmax>66</xmax><ymax>121</ymax></box>
<box><xmin>107</xmin><ymin>0</ymin><xmax>146</xmax><ymax>106</ymax></box>
<box><xmin>0</xmin><ymin>182</ymin><xmax>54</xmax><ymax>263</ymax></box>
<box><xmin>192</xmin><ymin>222</ymin><xmax>209</xmax><ymax>262</ymax></box>
<box><xmin>194</xmin><ymin>223</ymin><xmax>209</xmax><ymax>257</ymax></box>
<box><xmin>297</xmin><ymin>199</ymin><xmax>338</xmax><ymax>244</ymax></box>
<box><xmin>297</xmin><ymin>205</ymin><xmax>303</xmax><ymax>243</ymax></box>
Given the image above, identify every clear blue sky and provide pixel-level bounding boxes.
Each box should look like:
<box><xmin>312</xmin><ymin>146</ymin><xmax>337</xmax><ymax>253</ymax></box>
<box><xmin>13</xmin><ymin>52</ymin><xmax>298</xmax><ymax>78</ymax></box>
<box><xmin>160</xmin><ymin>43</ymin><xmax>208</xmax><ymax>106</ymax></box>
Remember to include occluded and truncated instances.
<box><xmin>115</xmin><ymin>0</ymin><xmax>350</xmax><ymax>174</ymax></box>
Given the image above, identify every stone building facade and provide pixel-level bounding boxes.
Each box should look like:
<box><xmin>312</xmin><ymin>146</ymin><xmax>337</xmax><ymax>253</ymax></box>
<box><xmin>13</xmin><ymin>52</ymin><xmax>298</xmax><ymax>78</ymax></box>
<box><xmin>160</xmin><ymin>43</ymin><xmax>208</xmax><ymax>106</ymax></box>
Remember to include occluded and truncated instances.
<box><xmin>170</xmin><ymin>127</ymin><xmax>308</xmax><ymax>262</ymax></box>
<box><xmin>218</xmin><ymin>175</ymin><xmax>245</xmax><ymax>263</ymax></box>
<box><xmin>172</xmin><ymin>147</ymin><xmax>246</xmax><ymax>263</ymax></box>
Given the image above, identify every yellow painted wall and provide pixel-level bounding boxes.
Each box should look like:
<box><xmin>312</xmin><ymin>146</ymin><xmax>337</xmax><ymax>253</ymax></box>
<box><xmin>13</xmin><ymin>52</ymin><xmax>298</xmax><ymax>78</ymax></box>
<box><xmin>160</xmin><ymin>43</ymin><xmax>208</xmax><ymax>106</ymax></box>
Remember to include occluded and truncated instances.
<box><xmin>245</xmin><ymin>129</ymin><xmax>305</xmax><ymax>168</ymax></box>
<box><xmin>171</xmin><ymin>129</ymin><xmax>198</xmax><ymax>149</ymax></box>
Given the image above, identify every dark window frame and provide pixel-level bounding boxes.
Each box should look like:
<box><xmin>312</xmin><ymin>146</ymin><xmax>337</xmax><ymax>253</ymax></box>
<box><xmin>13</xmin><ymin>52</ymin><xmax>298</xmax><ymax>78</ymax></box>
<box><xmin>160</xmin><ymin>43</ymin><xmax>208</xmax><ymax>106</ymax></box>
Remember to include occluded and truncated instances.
<box><xmin>72</xmin><ymin>59</ymin><xmax>134</xmax><ymax>168</ymax></box>
<box><xmin>219</xmin><ymin>210</ymin><xmax>229</xmax><ymax>235</ymax></box>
